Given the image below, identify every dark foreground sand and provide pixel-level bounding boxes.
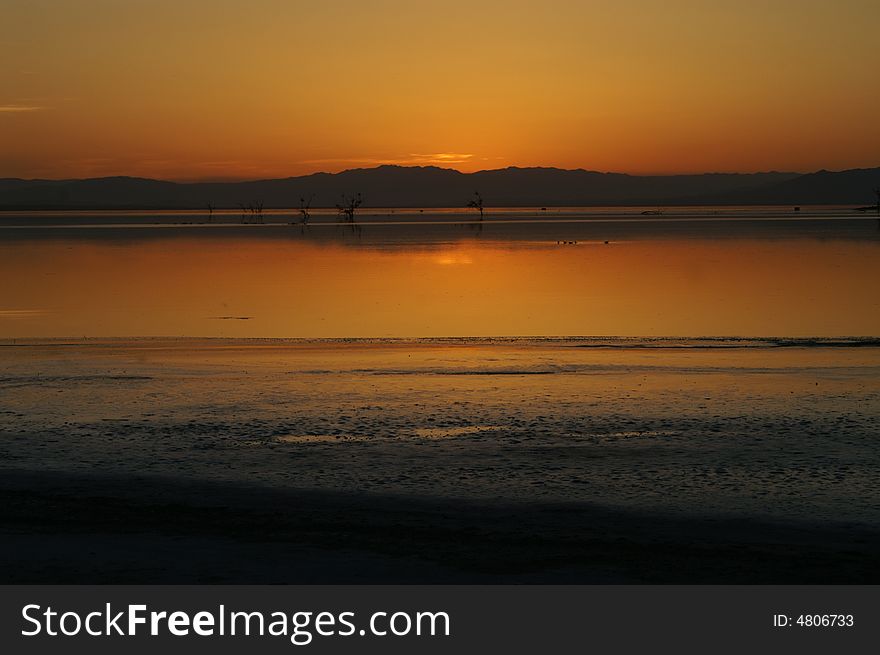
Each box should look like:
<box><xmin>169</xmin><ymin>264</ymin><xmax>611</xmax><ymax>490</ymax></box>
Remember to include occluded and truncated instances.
<box><xmin>1</xmin><ymin>338</ymin><xmax>879</xmax><ymax>583</ymax></box>
<box><xmin>1</xmin><ymin>468</ymin><xmax>877</xmax><ymax>584</ymax></box>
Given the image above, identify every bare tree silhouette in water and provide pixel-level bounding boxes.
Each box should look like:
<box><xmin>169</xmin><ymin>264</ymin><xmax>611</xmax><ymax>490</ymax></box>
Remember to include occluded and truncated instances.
<box><xmin>336</xmin><ymin>193</ymin><xmax>362</xmax><ymax>223</ymax></box>
<box><xmin>238</xmin><ymin>201</ymin><xmax>265</xmax><ymax>224</ymax></box>
<box><xmin>334</xmin><ymin>193</ymin><xmax>363</xmax><ymax>238</ymax></box>
<box><xmin>206</xmin><ymin>202</ymin><xmax>214</xmax><ymax>224</ymax></box>
<box><xmin>298</xmin><ymin>195</ymin><xmax>314</xmax><ymax>225</ymax></box>
<box><xmin>873</xmin><ymin>186</ymin><xmax>880</xmax><ymax>216</ymax></box>
<box><xmin>467</xmin><ymin>191</ymin><xmax>484</xmax><ymax>220</ymax></box>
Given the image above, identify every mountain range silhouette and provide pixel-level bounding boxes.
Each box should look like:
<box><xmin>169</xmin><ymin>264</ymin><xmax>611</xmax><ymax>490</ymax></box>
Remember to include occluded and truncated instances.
<box><xmin>1</xmin><ymin>165</ymin><xmax>878</xmax><ymax>209</ymax></box>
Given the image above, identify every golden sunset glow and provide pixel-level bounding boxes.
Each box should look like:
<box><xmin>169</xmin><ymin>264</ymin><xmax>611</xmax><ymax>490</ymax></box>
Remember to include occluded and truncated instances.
<box><xmin>2</xmin><ymin>0</ymin><xmax>879</xmax><ymax>180</ymax></box>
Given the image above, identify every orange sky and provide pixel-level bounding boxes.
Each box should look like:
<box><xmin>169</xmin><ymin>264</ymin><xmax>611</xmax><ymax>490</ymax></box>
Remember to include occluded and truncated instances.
<box><xmin>1</xmin><ymin>0</ymin><xmax>878</xmax><ymax>180</ymax></box>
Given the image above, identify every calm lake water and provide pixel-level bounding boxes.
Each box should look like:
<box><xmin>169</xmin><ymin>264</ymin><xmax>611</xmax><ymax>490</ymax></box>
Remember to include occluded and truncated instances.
<box><xmin>0</xmin><ymin>207</ymin><xmax>878</xmax><ymax>338</ymax></box>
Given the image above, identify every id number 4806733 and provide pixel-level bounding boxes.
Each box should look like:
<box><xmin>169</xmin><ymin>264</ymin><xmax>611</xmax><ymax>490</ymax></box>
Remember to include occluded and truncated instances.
<box><xmin>773</xmin><ymin>614</ymin><xmax>854</xmax><ymax>628</ymax></box>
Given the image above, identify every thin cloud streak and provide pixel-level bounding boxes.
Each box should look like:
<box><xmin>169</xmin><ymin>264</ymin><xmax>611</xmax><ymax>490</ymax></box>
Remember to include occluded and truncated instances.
<box><xmin>0</xmin><ymin>105</ymin><xmax>43</xmax><ymax>113</ymax></box>
<box><xmin>0</xmin><ymin>309</ymin><xmax>50</xmax><ymax>319</ymax></box>
<box><xmin>298</xmin><ymin>153</ymin><xmax>475</xmax><ymax>168</ymax></box>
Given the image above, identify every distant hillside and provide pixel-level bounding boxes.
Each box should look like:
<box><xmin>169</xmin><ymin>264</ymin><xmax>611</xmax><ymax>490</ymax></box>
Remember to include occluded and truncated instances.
<box><xmin>699</xmin><ymin>167</ymin><xmax>880</xmax><ymax>205</ymax></box>
<box><xmin>0</xmin><ymin>165</ymin><xmax>877</xmax><ymax>209</ymax></box>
